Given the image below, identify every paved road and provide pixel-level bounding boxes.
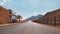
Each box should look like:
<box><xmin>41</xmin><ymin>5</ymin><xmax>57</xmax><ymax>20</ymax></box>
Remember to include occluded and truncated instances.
<box><xmin>0</xmin><ymin>22</ymin><xmax>60</xmax><ymax>34</ymax></box>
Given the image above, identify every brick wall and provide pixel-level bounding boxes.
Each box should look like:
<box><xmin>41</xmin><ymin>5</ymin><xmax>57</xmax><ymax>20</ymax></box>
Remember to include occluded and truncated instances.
<box><xmin>0</xmin><ymin>6</ymin><xmax>11</xmax><ymax>24</ymax></box>
<box><xmin>35</xmin><ymin>9</ymin><xmax>60</xmax><ymax>25</ymax></box>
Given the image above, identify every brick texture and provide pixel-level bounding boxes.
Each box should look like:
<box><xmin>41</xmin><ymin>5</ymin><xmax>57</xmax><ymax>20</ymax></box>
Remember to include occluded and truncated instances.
<box><xmin>0</xmin><ymin>6</ymin><xmax>11</xmax><ymax>24</ymax></box>
<box><xmin>34</xmin><ymin>9</ymin><xmax>60</xmax><ymax>25</ymax></box>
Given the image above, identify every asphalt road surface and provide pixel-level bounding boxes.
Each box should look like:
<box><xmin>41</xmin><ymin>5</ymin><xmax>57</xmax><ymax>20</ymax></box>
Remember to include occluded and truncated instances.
<box><xmin>0</xmin><ymin>22</ymin><xmax>60</xmax><ymax>34</ymax></box>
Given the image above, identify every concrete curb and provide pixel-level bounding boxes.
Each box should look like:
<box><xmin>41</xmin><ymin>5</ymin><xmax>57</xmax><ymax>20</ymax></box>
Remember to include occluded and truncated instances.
<box><xmin>0</xmin><ymin>23</ymin><xmax>18</xmax><ymax>27</ymax></box>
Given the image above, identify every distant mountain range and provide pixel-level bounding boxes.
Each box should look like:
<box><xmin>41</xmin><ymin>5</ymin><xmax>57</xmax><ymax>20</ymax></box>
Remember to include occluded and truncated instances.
<box><xmin>25</xmin><ymin>14</ymin><xmax>43</xmax><ymax>21</ymax></box>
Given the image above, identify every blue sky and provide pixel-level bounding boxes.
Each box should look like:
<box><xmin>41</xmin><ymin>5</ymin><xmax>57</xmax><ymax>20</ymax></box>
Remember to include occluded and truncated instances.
<box><xmin>0</xmin><ymin>0</ymin><xmax>60</xmax><ymax>19</ymax></box>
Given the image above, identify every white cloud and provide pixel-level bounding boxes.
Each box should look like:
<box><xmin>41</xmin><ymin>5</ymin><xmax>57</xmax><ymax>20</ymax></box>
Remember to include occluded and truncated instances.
<box><xmin>33</xmin><ymin>10</ymin><xmax>40</xmax><ymax>16</ymax></box>
<box><xmin>33</xmin><ymin>12</ymin><xmax>38</xmax><ymax>16</ymax></box>
<box><xmin>3</xmin><ymin>0</ymin><xmax>10</xmax><ymax>3</ymax></box>
<box><xmin>3</xmin><ymin>0</ymin><xmax>7</xmax><ymax>2</ymax></box>
<box><xmin>0</xmin><ymin>0</ymin><xmax>11</xmax><ymax>5</ymax></box>
<box><xmin>0</xmin><ymin>2</ymin><xmax>4</xmax><ymax>5</ymax></box>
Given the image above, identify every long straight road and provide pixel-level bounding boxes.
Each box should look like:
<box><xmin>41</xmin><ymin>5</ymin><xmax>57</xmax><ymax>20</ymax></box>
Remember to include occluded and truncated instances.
<box><xmin>0</xmin><ymin>22</ymin><xmax>60</xmax><ymax>34</ymax></box>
